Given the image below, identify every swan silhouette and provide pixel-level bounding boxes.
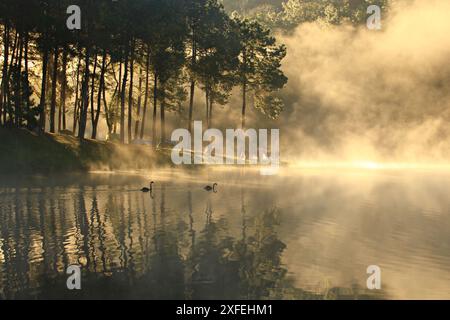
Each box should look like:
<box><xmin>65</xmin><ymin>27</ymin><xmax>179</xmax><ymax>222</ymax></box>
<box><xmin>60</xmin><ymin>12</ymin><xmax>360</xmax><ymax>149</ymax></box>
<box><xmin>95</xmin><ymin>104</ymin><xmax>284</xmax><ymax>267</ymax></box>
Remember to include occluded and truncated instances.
<box><xmin>204</xmin><ymin>183</ymin><xmax>218</xmax><ymax>193</ymax></box>
<box><xmin>141</xmin><ymin>181</ymin><xmax>154</xmax><ymax>193</ymax></box>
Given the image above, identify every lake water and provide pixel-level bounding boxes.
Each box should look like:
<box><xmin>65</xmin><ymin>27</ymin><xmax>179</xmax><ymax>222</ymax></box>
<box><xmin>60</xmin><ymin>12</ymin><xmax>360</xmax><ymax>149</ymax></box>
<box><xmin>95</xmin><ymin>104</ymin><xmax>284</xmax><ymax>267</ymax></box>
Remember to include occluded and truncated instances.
<box><xmin>0</xmin><ymin>168</ymin><xmax>449</xmax><ymax>299</ymax></box>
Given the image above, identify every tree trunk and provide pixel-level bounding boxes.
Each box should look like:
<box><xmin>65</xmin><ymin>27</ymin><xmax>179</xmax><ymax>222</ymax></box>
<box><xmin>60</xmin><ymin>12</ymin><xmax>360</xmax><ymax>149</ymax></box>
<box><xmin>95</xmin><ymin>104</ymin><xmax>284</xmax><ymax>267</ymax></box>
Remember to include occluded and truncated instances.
<box><xmin>127</xmin><ymin>40</ymin><xmax>135</xmax><ymax>143</ymax></box>
<box><xmin>209</xmin><ymin>95</ymin><xmax>213</xmax><ymax>128</ymax></box>
<box><xmin>205</xmin><ymin>89</ymin><xmax>209</xmax><ymax>128</ymax></box>
<box><xmin>152</xmin><ymin>72</ymin><xmax>157</xmax><ymax>147</ymax></box>
<box><xmin>115</xmin><ymin>60</ymin><xmax>123</xmax><ymax>136</ymax></box>
<box><xmin>120</xmin><ymin>49</ymin><xmax>129</xmax><ymax>144</ymax></box>
<box><xmin>160</xmin><ymin>88</ymin><xmax>165</xmax><ymax>144</ymax></box>
<box><xmin>102</xmin><ymin>74</ymin><xmax>112</xmax><ymax>135</ymax></box>
<box><xmin>188</xmin><ymin>27</ymin><xmax>196</xmax><ymax>132</ymax></box>
<box><xmin>118</xmin><ymin>60</ymin><xmax>122</xmax><ymax>101</ymax></box>
<box><xmin>242</xmin><ymin>80</ymin><xmax>247</xmax><ymax>129</ymax></box>
<box><xmin>0</xmin><ymin>22</ymin><xmax>9</xmax><ymax>126</ymax></box>
<box><xmin>78</xmin><ymin>47</ymin><xmax>91</xmax><ymax>139</ymax></box>
<box><xmin>24</xmin><ymin>32</ymin><xmax>30</xmax><ymax>128</ymax></box>
<box><xmin>90</xmin><ymin>51</ymin><xmax>98</xmax><ymax>133</ymax></box>
<box><xmin>241</xmin><ymin>50</ymin><xmax>248</xmax><ymax>129</ymax></box>
<box><xmin>92</xmin><ymin>49</ymin><xmax>106</xmax><ymax>139</ymax></box>
<box><xmin>59</xmin><ymin>46</ymin><xmax>68</xmax><ymax>131</ymax></box>
<box><xmin>6</xmin><ymin>30</ymin><xmax>18</xmax><ymax>84</ymax></box>
<box><xmin>140</xmin><ymin>46</ymin><xmax>150</xmax><ymax>139</ymax></box>
<box><xmin>5</xmin><ymin>28</ymin><xmax>18</xmax><ymax>124</ymax></box>
<box><xmin>39</xmin><ymin>47</ymin><xmax>49</xmax><ymax>132</ymax></box>
<box><xmin>134</xmin><ymin>67</ymin><xmax>143</xmax><ymax>139</ymax></box>
<box><xmin>14</xmin><ymin>33</ymin><xmax>23</xmax><ymax>127</ymax></box>
<box><xmin>49</xmin><ymin>45</ymin><xmax>59</xmax><ymax>133</ymax></box>
<box><xmin>72</xmin><ymin>55</ymin><xmax>81</xmax><ymax>134</ymax></box>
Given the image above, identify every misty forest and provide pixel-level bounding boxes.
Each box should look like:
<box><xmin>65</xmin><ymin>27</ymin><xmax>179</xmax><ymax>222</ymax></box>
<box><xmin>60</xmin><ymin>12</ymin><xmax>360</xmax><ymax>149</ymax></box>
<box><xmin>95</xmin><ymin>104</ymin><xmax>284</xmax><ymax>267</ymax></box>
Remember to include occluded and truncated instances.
<box><xmin>0</xmin><ymin>0</ymin><xmax>391</xmax><ymax>148</ymax></box>
<box><xmin>0</xmin><ymin>0</ymin><xmax>291</xmax><ymax>144</ymax></box>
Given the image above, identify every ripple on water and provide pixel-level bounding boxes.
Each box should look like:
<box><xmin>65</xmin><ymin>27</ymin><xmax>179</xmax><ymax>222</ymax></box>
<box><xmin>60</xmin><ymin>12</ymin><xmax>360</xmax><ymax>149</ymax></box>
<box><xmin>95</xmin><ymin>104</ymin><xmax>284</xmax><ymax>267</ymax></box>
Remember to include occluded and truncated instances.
<box><xmin>0</xmin><ymin>170</ymin><xmax>449</xmax><ymax>299</ymax></box>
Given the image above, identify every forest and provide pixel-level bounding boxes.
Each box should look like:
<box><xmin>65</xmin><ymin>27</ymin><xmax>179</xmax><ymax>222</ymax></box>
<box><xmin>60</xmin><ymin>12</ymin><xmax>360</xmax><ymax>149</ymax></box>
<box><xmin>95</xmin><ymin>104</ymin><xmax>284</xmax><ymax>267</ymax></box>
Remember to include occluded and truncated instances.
<box><xmin>0</xmin><ymin>0</ymin><xmax>392</xmax><ymax>147</ymax></box>
<box><xmin>222</xmin><ymin>0</ymin><xmax>389</xmax><ymax>29</ymax></box>
<box><xmin>0</xmin><ymin>0</ymin><xmax>288</xmax><ymax>146</ymax></box>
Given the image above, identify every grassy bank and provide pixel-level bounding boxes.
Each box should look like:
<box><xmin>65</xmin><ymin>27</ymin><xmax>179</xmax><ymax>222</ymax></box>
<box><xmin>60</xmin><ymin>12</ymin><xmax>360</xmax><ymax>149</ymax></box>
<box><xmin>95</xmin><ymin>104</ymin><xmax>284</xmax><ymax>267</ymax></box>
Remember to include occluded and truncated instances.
<box><xmin>0</xmin><ymin>128</ymin><xmax>170</xmax><ymax>174</ymax></box>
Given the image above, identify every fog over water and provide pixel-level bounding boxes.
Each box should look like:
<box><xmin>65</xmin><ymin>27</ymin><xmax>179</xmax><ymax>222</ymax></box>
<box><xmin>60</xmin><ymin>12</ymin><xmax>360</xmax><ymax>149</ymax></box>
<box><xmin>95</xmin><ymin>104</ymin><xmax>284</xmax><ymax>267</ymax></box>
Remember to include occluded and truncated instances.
<box><xmin>0</xmin><ymin>169</ymin><xmax>449</xmax><ymax>299</ymax></box>
<box><xmin>180</xmin><ymin>0</ymin><xmax>450</xmax><ymax>166</ymax></box>
<box><xmin>276</xmin><ymin>0</ymin><xmax>450</xmax><ymax>164</ymax></box>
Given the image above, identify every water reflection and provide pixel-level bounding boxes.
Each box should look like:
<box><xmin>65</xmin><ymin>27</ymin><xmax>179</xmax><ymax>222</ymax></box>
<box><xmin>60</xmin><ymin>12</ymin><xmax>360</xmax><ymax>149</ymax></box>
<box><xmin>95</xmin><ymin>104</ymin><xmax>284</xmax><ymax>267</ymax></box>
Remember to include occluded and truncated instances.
<box><xmin>0</xmin><ymin>170</ymin><xmax>449</xmax><ymax>299</ymax></box>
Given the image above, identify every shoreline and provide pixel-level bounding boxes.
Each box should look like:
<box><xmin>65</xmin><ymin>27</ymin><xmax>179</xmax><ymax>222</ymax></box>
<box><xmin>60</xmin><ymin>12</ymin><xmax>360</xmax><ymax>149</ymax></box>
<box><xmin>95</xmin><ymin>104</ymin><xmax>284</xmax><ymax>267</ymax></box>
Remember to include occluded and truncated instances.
<box><xmin>0</xmin><ymin>128</ymin><xmax>170</xmax><ymax>175</ymax></box>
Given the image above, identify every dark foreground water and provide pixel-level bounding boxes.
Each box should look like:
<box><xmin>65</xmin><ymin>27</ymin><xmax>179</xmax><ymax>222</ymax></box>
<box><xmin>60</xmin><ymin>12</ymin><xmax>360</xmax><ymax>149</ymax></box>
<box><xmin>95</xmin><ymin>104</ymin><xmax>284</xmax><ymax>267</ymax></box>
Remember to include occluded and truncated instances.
<box><xmin>0</xmin><ymin>168</ymin><xmax>449</xmax><ymax>299</ymax></box>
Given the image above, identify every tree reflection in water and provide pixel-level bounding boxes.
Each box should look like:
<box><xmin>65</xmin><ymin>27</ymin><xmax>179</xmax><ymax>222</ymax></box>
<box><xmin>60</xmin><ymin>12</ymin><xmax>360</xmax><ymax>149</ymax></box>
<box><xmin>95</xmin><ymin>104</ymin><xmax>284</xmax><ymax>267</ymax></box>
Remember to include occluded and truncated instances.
<box><xmin>0</xmin><ymin>182</ymin><xmax>384</xmax><ymax>300</ymax></box>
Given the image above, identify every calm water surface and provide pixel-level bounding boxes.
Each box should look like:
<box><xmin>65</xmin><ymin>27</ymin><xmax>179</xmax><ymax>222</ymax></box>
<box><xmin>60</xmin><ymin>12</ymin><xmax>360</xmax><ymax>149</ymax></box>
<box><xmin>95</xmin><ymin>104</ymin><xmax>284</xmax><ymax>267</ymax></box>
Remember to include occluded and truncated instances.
<box><xmin>0</xmin><ymin>168</ymin><xmax>449</xmax><ymax>299</ymax></box>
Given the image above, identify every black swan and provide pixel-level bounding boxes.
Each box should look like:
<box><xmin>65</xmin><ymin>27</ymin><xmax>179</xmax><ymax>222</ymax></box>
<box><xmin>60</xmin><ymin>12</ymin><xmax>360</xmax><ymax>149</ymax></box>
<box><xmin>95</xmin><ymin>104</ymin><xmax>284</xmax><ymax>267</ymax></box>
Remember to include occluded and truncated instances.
<box><xmin>204</xmin><ymin>183</ymin><xmax>218</xmax><ymax>192</ymax></box>
<box><xmin>141</xmin><ymin>181</ymin><xmax>154</xmax><ymax>193</ymax></box>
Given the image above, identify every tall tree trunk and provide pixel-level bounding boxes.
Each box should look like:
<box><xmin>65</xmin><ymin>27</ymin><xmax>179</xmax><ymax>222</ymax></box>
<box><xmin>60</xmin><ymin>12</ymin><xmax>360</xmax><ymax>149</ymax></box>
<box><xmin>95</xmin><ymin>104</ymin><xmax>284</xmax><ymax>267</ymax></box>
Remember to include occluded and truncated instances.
<box><xmin>90</xmin><ymin>51</ymin><xmax>98</xmax><ymax>133</ymax></box>
<box><xmin>78</xmin><ymin>47</ymin><xmax>91</xmax><ymax>139</ymax></box>
<box><xmin>92</xmin><ymin>49</ymin><xmax>106</xmax><ymax>139</ymax></box>
<box><xmin>205</xmin><ymin>89</ymin><xmax>209</xmax><ymax>128</ymax></box>
<box><xmin>39</xmin><ymin>47</ymin><xmax>49</xmax><ymax>132</ymax></box>
<box><xmin>241</xmin><ymin>82</ymin><xmax>246</xmax><ymax>129</ymax></box>
<box><xmin>152</xmin><ymin>72</ymin><xmax>158</xmax><ymax>147</ymax></box>
<box><xmin>59</xmin><ymin>46</ymin><xmax>68</xmax><ymax>131</ymax></box>
<box><xmin>134</xmin><ymin>68</ymin><xmax>143</xmax><ymax>139</ymax></box>
<box><xmin>140</xmin><ymin>46</ymin><xmax>150</xmax><ymax>139</ymax></box>
<box><xmin>160</xmin><ymin>87</ymin><xmax>165</xmax><ymax>144</ymax></box>
<box><xmin>72</xmin><ymin>54</ymin><xmax>81</xmax><ymax>134</ymax></box>
<box><xmin>118</xmin><ymin>60</ymin><xmax>122</xmax><ymax>102</ymax></box>
<box><xmin>5</xmin><ymin>28</ymin><xmax>18</xmax><ymax>124</ymax></box>
<box><xmin>24</xmin><ymin>32</ymin><xmax>29</xmax><ymax>128</ymax></box>
<box><xmin>127</xmin><ymin>40</ymin><xmax>135</xmax><ymax>143</ymax></box>
<box><xmin>188</xmin><ymin>27</ymin><xmax>196</xmax><ymax>132</ymax></box>
<box><xmin>102</xmin><ymin>74</ymin><xmax>112</xmax><ymax>135</ymax></box>
<box><xmin>120</xmin><ymin>48</ymin><xmax>129</xmax><ymax>144</ymax></box>
<box><xmin>49</xmin><ymin>45</ymin><xmax>59</xmax><ymax>133</ymax></box>
<box><xmin>241</xmin><ymin>51</ymin><xmax>247</xmax><ymax>129</ymax></box>
<box><xmin>114</xmin><ymin>60</ymin><xmax>123</xmax><ymax>136</ymax></box>
<box><xmin>209</xmin><ymin>95</ymin><xmax>213</xmax><ymax>128</ymax></box>
<box><xmin>0</xmin><ymin>22</ymin><xmax>9</xmax><ymax>126</ymax></box>
<box><xmin>14</xmin><ymin>33</ymin><xmax>23</xmax><ymax>127</ymax></box>
<box><xmin>6</xmin><ymin>30</ymin><xmax>18</xmax><ymax>79</ymax></box>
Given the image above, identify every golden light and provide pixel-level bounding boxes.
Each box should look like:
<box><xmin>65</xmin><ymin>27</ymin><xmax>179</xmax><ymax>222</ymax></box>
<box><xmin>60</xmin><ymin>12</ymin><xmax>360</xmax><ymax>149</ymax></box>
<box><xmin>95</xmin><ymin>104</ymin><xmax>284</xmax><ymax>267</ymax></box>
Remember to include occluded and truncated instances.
<box><xmin>290</xmin><ymin>161</ymin><xmax>450</xmax><ymax>171</ymax></box>
<box><xmin>352</xmin><ymin>161</ymin><xmax>383</xmax><ymax>170</ymax></box>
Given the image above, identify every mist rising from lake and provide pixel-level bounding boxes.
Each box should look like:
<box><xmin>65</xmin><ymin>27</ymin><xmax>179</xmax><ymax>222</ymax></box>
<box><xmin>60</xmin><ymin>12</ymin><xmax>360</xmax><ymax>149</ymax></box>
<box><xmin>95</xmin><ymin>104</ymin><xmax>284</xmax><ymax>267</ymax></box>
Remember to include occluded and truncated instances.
<box><xmin>0</xmin><ymin>168</ymin><xmax>449</xmax><ymax>299</ymax></box>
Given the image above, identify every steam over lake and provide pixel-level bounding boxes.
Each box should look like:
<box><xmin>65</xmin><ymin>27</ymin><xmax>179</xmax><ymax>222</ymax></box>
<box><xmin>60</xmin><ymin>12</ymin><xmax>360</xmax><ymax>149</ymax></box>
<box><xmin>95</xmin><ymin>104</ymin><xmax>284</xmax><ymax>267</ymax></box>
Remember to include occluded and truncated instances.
<box><xmin>0</xmin><ymin>168</ymin><xmax>449</xmax><ymax>299</ymax></box>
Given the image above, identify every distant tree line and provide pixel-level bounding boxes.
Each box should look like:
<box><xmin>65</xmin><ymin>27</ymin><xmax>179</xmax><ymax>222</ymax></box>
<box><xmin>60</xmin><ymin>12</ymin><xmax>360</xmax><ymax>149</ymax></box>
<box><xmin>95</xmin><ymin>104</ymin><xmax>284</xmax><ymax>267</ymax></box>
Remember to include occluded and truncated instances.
<box><xmin>0</xmin><ymin>0</ymin><xmax>287</xmax><ymax>144</ymax></box>
<box><xmin>225</xmin><ymin>0</ymin><xmax>391</xmax><ymax>30</ymax></box>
